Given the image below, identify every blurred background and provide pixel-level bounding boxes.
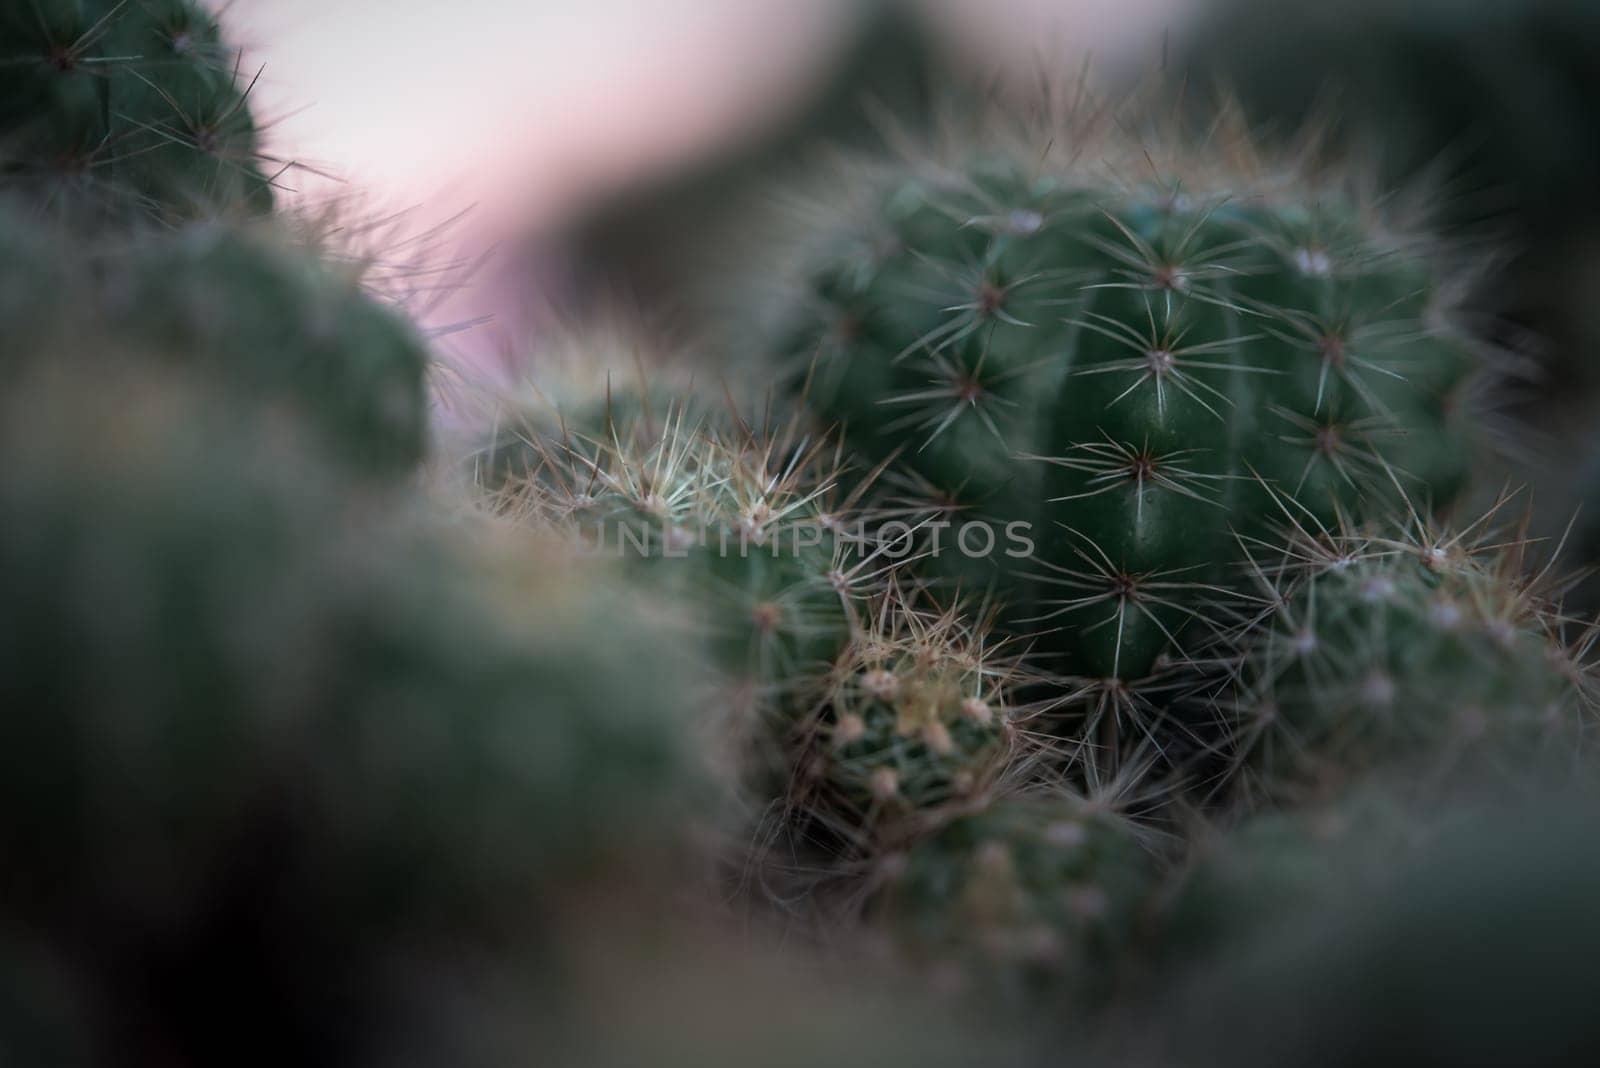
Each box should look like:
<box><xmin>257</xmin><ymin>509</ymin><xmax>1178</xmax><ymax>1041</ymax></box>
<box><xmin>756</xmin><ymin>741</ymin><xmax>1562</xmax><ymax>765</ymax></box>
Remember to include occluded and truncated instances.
<box><xmin>222</xmin><ymin>0</ymin><xmax>1183</xmax><ymax>352</ymax></box>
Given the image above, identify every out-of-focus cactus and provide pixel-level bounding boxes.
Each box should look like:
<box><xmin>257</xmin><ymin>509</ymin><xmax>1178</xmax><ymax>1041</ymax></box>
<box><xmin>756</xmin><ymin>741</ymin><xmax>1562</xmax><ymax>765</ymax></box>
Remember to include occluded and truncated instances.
<box><xmin>0</xmin><ymin>0</ymin><xmax>275</xmax><ymax>220</ymax></box>
<box><xmin>875</xmin><ymin>792</ymin><xmax>1158</xmax><ymax>1002</ymax></box>
<box><xmin>0</xmin><ymin>194</ymin><xmax>76</xmax><ymax>351</ymax></box>
<box><xmin>100</xmin><ymin>222</ymin><xmax>433</xmax><ymax>475</ymax></box>
<box><xmin>1145</xmin><ymin>791</ymin><xmax>1600</xmax><ymax>1067</ymax></box>
<box><xmin>770</xmin><ymin>97</ymin><xmax>1482</xmax><ymax>691</ymax></box>
<box><xmin>0</xmin><ymin>363</ymin><xmax>709</xmax><ymax>1064</ymax></box>
<box><xmin>1158</xmin><ymin>785</ymin><xmax>1438</xmax><ymax>964</ymax></box>
<box><xmin>0</xmin><ymin>209</ymin><xmax>433</xmax><ymax>476</ymax></box>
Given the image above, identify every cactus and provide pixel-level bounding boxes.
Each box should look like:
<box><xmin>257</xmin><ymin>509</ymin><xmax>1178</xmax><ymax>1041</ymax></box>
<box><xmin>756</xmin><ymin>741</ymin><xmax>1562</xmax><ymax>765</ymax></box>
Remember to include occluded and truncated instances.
<box><xmin>874</xmin><ymin>791</ymin><xmax>1158</xmax><ymax>1001</ymax></box>
<box><xmin>0</xmin><ymin>194</ymin><xmax>75</xmax><ymax>353</ymax></box>
<box><xmin>99</xmin><ymin>221</ymin><xmax>434</xmax><ymax>474</ymax></box>
<box><xmin>1215</xmin><ymin>503</ymin><xmax>1594</xmax><ymax>789</ymax></box>
<box><xmin>812</xmin><ymin>592</ymin><xmax>1024</xmax><ymax>823</ymax></box>
<box><xmin>497</xmin><ymin>396</ymin><xmax>900</xmax><ymax>744</ymax></box>
<box><xmin>0</xmin><ymin>210</ymin><xmax>433</xmax><ymax>475</ymax></box>
<box><xmin>0</xmin><ymin>0</ymin><xmax>275</xmax><ymax>220</ymax></box>
<box><xmin>466</xmin><ymin>321</ymin><xmax>721</xmax><ymax>491</ymax></box>
<box><xmin>1150</xmin><ymin>790</ymin><xmax>1600</xmax><ymax>1067</ymax></box>
<box><xmin>0</xmin><ymin>364</ymin><xmax>710</xmax><ymax>1062</ymax></box>
<box><xmin>773</xmin><ymin>101</ymin><xmax>1482</xmax><ymax>691</ymax></box>
<box><xmin>1158</xmin><ymin>785</ymin><xmax>1441</xmax><ymax>964</ymax></box>
<box><xmin>1168</xmin><ymin>0</ymin><xmax>1600</xmax><ymax>417</ymax></box>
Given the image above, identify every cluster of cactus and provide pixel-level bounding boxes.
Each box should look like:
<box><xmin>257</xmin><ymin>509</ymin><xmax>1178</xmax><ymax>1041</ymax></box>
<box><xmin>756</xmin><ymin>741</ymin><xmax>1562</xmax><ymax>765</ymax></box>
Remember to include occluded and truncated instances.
<box><xmin>463</xmin><ymin>93</ymin><xmax>1600</xmax><ymax>1033</ymax></box>
<box><xmin>10</xmin><ymin>1</ymin><xmax>1600</xmax><ymax>1063</ymax></box>
<box><xmin>669</xmin><ymin>87</ymin><xmax>1597</xmax><ymax>1027</ymax></box>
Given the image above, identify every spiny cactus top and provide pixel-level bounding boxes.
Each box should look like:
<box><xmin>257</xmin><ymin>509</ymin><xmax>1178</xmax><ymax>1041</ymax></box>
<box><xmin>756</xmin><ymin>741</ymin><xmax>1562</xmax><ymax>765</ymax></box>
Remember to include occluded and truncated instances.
<box><xmin>494</xmin><ymin>397</ymin><xmax>902</xmax><ymax>732</ymax></box>
<box><xmin>0</xmin><ymin>0</ymin><xmax>275</xmax><ymax>220</ymax></box>
<box><xmin>1219</xmin><ymin>506</ymin><xmax>1595</xmax><ymax>788</ymax></box>
<box><xmin>775</xmin><ymin>102</ymin><xmax>1484</xmax><ymax>685</ymax></box>
<box><xmin>808</xmin><ymin>591</ymin><xmax>1027</xmax><ymax>832</ymax></box>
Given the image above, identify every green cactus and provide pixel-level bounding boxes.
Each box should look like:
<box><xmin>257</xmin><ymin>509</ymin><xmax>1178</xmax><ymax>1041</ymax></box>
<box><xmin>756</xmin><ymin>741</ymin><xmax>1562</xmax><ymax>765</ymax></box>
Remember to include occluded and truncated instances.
<box><xmin>1218</xmin><ymin>509</ymin><xmax>1592</xmax><ymax>787</ymax></box>
<box><xmin>874</xmin><ymin>792</ymin><xmax>1158</xmax><ymax>1000</ymax></box>
<box><xmin>467</xmin><ymin>323</ymin><xmax>721</xmax><ymax>491</ymax></box>
<box><xmin>0</xmin><ymin>364</ymin><xmax>709</xmax><ymax>1063</ymax></box>
<box><xmin>498</xmin><ymin>401</ymin><xmax>891</xmax><ymax>738</ymax></box>
<box><xmin>0</xmin><ymin>0</ymin><xmax>275</xmax><ymax>220</ymax></box>
<box><xmin>0</xmin><ymin>199</ymin><xmax>431</xmax><ymax>475</ymax></box>
<box><xmin>0</xmin><ymin>195</ymin><xmax>75</xmax><ymax>352</ymax></box>
<box><xmin>807</xmin><ymin>591</ymin><xmax>1024</xmax><ymax>826</ymax></box>
<box><xmin>1168</xmin><ymin>0</ymin><xmax>1600</xmax><ymax>416</ymax></box>
<box><xmin>1152</xmin><ymin>790</ymin><xmax>1600</xmax><ymax>1067</ymax></box>
<box><xmin>775</xmin><ymin>107</ymin><xmax>1481</xmax><ymax>689</ymax></box>
<box><xmin>1158</xmin><ymin>785</ymin><xmax>1440</xmax><ymax>964</ymax></box>
<box><xmin>102</xmin><ymin>222</ymin><xmax>433</xmax><ymax>474</ymax></box>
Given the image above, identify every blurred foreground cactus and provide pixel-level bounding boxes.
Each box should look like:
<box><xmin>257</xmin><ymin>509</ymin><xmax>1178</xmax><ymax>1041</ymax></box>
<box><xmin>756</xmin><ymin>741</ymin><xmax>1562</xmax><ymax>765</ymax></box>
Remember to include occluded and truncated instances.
<box><xmin>0</xmin><ymin>363</ymin><xmax>716</xmax><ymax>1063</ymax></box>
<box><xmin>0</xmin><ymin>201</ymin><xmax>432</xmax><ymax>476</ymax></box>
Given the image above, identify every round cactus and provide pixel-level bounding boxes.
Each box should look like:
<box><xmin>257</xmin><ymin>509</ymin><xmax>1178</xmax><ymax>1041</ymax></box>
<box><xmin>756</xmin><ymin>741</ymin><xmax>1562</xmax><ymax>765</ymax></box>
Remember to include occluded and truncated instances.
<box><xmin>1218</xmin><ymin>509</ymin><xmax>1593</xmax><ymax>787</ymax></box>
<box><xmin>0</xmin><ymin>0</ymin><xmax>274</xmax><ymax>220</ymax></box>
<box><xmin>875</xmin><ymin>792</ymin><xmax>1158</xmax><ymax>999</ymax></box>
<box><xmin>500</xmin><ymin>399</ymin><xmax>891</xmax><ymax>734</ymax></box>
<box><xmin>466</xmin><ymin>322</ymin><xmax>721</xmax><ymax>492</ymax></box>
<box><xmin>93</xmin><ymin>221</ymin><xmax>432</xmax><ymax>474</ymax></box>
<box><xmin>0</xmin><ymin>364</ymin><xmax>709</xmax><ymax>1063</ymax></box>
<box><xmin>1153</xmin><ymin>790</ymin><xmax>1600</xmax><ymax>1068</ymax></box>
<box><xmin>809</xmin><ymin>592</ymin><xmax>1024</xmax><ymax>825</ymax></box>
<box><xmin>1159</xmin><ymin>785</ymin><xmax>1438</xmax><ymax>964</ymax></box>
<box><xmin>773</xmin><ymin>102</ymin><xmax>1483</xmax><ymax>687</ymax></box>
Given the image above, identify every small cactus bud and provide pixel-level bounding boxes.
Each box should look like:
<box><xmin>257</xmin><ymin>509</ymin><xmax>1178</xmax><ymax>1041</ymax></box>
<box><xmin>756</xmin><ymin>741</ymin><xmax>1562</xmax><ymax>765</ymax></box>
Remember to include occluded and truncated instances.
<box><xmin>960</xmin><ymin>696</ymin><xmax>994</xmax><ymax>726</ymax></box>
<box><xmin>862</xmin><ymin>669</ymin><xmax>901</xmax><ymax>702</ymax></box>
<box><xmin>834</xmin><ymin>713</ymin><xmax>867</xmax><ymax>748</ymax></box>
<box><xmin>922</xmin><ymin>720</ymin><xmax>955</xmax><ymax>756</ymax></box>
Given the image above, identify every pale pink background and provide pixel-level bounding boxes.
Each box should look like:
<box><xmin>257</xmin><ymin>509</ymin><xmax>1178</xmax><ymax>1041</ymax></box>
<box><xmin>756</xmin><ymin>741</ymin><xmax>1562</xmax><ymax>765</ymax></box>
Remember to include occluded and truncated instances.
<box><xmin>214</xmin><ymin>1</ymin><xmax>1186</xmax><ymax>348</ymax></box>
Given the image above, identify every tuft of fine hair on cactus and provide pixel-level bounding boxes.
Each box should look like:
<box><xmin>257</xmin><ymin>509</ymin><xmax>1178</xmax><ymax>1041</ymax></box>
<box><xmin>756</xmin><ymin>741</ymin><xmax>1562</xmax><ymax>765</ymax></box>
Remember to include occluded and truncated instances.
<box><xmin>804</xmin><ymin>585</ymin><xmax>1032</xmax><ymax>828</ymax></box>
